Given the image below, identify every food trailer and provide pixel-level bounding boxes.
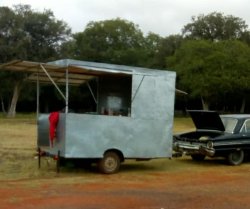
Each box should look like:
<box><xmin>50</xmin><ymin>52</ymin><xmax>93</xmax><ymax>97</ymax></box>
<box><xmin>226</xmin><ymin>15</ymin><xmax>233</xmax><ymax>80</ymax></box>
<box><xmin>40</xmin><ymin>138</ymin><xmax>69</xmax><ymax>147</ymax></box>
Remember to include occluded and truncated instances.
<box><xmin>0</xmin><ymin>59</ymin><xmax>176</xmax><ymax>173</ymax></box>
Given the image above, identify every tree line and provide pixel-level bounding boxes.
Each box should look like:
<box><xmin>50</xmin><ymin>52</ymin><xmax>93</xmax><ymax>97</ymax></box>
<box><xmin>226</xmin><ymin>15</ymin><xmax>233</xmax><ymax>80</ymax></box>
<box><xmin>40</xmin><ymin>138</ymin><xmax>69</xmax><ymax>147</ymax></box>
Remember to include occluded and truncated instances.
<box><xmin>1</xmin><ymin>5</ymin><xmax>250</xmax><ymax>117</ymax></box>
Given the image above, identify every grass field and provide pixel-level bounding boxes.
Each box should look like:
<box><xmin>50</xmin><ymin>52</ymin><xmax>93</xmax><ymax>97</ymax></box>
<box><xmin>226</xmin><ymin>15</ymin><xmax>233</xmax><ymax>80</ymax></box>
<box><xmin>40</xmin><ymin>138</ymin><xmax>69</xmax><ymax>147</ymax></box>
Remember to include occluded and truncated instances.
<box><xmin>0</xmin><ymin>116</ymin><xmax>54</xmax><ymax>180</ymax></box>
<box><xmin>2</xmin><ymin>115</ymin><xmax>250</xmax><ymax>209</ymax></box>
<box><xmin>0</xmin><ymin>115</ymin><xmax>195</xmax><ymax>181</ymax></box>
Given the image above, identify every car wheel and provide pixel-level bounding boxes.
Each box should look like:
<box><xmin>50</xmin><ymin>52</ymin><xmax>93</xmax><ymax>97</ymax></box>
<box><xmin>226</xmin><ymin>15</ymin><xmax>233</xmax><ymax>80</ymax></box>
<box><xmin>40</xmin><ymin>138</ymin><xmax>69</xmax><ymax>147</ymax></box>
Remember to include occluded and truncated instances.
<box><xmin>191</xmin><ymin>154</ymin><xmax>206</xmax><ymax>161</ymax></box>
<box><xmin>98</xmin><ymin>151</ymin><xmax>121</xmax><ymax>174</ymax></box>
<box><xmin>227</xmin><ymin>150</ymin><xmax>244</xmax><ymax>165</ymax></box>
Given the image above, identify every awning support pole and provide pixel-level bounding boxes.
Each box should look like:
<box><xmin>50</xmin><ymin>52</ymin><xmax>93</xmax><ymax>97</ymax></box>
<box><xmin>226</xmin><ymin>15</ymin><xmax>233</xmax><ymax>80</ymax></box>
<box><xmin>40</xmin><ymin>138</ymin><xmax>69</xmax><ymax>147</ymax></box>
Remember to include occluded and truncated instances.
<box><xmin>131</xmin><ymin>75</ymin><xmax>145</xmax><ymax>103</ymax></box>
<box><xmin>36</xmin><ymin>69</ymin><xmax>40</xmax><ymax>119</ymax></box>
<box><xmin>40</xmin><ymin>64</ymin><xmax>66</xmax><ymax>101</ymax></box>
<box><xmin>87</xmin><ymin>82</ymin><xmax>97</xmax><ymax>104</ymax></box>
<box><xmin>65</xmin><ymin>67</ymin><xmax>69</xmax><ymax>113</ymax></box>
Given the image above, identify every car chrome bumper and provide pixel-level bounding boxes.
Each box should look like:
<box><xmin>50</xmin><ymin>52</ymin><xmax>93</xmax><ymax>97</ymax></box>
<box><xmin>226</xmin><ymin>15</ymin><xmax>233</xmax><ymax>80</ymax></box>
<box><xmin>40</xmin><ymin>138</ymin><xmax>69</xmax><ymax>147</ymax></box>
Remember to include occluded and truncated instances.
<box><xmin>174</xmin><ymin>142</ymin><xmax>215</xmax><ymax>157</ymax></box>
<box><xmin>199</xmin><ymin>146</ymin><xmax>215</xmax><ymax>157</ymax></box>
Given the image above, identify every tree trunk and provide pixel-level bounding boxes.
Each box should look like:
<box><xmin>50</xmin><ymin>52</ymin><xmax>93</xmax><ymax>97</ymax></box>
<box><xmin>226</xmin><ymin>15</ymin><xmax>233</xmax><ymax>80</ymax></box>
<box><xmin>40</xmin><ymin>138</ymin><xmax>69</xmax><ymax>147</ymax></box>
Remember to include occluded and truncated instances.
<box><xmin>1</xmin><ymin>95</ymin><xmax>6</xmax><ymax>115</ymax></box>
<box><xmin>201</xmin><ymin>96</ymin><xmax>209</xmax><ymax>110</ymax></box>
<box><xmin>7</xmin><ymin>81</ymin><xmax>22</xmax><ymax>118</ymax></box>
<box><xmin>240</xmin><ymin>97</ymin><xmax>246</xmax><ymax>114</ymax></box>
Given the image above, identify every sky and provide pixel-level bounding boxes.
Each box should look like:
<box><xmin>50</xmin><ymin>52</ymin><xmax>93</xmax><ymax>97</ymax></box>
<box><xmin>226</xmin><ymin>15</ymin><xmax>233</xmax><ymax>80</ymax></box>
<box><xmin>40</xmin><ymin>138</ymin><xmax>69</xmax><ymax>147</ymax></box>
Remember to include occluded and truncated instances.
<box><xmin>1</xmin><ymin>0</ymin><xmax>250</xmax><ymax>37</ymax></box>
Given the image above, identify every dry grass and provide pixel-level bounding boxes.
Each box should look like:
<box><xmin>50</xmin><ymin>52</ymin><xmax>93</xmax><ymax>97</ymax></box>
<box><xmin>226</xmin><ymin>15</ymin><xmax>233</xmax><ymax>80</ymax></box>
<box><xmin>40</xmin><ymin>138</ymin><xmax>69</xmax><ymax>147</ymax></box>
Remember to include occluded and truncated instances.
<box><xmin>0</xmin><ymin>115</ymin><xmax>195</xmax><ymax>181</ymax></box>
<box><xmin>173</xmin><ymin>117</ymin><xmax>195</xmax><ymax>133</ymax></box>
<box><xmin>0</xmin><ymin>116</ymin><xmax>58</xmax><ymax>180</ymax></box>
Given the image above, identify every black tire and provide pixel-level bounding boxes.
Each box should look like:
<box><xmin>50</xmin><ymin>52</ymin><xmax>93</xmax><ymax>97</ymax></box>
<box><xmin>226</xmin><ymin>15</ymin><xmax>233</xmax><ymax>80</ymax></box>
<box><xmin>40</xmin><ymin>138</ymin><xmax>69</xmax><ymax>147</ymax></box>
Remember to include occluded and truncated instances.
<box><xmin>98</xmin><ymin>152</ymin><xmax>121</xmax><ymax>174</ymax></box>
<box><xmin>227</xmin><ymin>150</ymin><xmax>244</xmax><ymax>165</ymax></box>
<box><xmin>191</xmin><ymin>154</ymin><xmax>206</xmax><ymax>161</ymax></box>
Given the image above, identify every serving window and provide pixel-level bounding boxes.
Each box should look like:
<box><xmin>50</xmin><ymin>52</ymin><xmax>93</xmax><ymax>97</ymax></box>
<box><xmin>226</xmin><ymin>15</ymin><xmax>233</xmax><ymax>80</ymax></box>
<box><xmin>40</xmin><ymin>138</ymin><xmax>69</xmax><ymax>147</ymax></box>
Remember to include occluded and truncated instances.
<box><xmin>67</xmin><ymin>74</ymin><xmax>132</xmax><ymax>116</ymax></box>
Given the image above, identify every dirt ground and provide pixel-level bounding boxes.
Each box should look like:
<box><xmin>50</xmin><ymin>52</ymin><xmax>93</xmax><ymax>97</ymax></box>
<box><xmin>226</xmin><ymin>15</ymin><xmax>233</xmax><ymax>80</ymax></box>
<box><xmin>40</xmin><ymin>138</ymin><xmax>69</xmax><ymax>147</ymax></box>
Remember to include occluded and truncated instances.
<box><xmin>1</xmin><ymin>117</ymin><xmax>250</xmax><ymax>209</ymax></box>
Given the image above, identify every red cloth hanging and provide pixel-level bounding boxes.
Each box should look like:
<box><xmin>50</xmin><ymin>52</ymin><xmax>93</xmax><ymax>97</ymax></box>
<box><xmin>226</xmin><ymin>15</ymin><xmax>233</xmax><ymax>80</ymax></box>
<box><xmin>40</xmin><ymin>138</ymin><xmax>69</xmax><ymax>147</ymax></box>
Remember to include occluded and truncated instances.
<box><xmin>49</xmin><ymin>112</ymin><xmax>59</xmax><ymax>147</ymax></box>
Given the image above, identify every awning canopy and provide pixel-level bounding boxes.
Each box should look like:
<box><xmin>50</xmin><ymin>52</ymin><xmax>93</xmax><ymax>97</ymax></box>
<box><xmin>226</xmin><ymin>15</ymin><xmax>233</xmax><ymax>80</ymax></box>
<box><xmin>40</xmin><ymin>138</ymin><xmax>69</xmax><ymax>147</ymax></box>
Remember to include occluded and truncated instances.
<box><xmin>0</xmin><ymin>60</ymin><xmax>132</xmax><ymax>85</ymax></box>
<box><xmin>0</xmin><ymin>59</ymin><xmax>187</xmax><ymax>95</ymax></box>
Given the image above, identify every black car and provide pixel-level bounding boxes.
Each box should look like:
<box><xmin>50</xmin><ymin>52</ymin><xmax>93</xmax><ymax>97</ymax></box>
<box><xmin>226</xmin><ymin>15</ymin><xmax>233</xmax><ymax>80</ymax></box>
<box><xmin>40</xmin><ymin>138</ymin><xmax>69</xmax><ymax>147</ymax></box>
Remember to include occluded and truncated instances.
<box><xmin>173</xmin><ymin>110</ymin><xmax>250</xmax><ymax>165</ymax></box>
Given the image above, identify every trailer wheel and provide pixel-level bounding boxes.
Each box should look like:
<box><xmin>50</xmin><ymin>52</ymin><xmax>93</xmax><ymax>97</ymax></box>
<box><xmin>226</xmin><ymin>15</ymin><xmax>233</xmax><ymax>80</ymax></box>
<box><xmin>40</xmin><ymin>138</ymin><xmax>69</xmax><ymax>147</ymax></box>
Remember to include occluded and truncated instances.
<box><xmin>98</xmin><ymin>151</ymin><xmax>121</xmax><ymax>174</ymax></box>
<box><xmin>227</xmin><ymin>150</ymin><xmax>244</xmax><ymax>165</ymax></box>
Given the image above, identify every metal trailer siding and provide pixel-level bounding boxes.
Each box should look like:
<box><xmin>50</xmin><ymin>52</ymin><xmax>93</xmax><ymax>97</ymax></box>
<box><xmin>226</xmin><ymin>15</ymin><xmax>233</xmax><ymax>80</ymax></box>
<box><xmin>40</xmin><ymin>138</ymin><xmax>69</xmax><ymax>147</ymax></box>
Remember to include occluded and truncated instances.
<box><xmin>132</xmin><ymin>73</ymin><xmax>175</xmax><ymax>120</ymax></box>
<box><xmin>38</xmin><ymin>64</ymin><xmax>176</xmax><ymax>159</ymax></box>
<box><xmin>51</xmin><ymin>71</ymin><xmax>174</xmax><ymax>158</ymax></box>
<box><xmin>37</xmin><ymin>114</ymin><xmax>49</xmax><ymax>147</ymax></box>
<box><xmin>62</xmin><ymin>113</ymin><xmax>171</xmax><ymax>158</ymax></box>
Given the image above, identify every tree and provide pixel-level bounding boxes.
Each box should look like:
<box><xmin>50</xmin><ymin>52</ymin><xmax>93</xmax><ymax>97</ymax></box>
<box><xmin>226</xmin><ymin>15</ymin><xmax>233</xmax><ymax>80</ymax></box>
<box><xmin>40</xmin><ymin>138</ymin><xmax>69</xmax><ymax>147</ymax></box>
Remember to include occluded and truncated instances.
<box><xmin>142</xmin><ymin>32</ymin><xmax>163</xmax><ymax>68</ymax></box>
<box><xmin>158</xmin><ymin>35</ymin><xmax>183</xmax><ymax>69</ymax></box>
<box><xmin>167</xmin><ymin>40</ymin><xmax>213</xmax><ymax>110</ymax></box>
<box><xmin>167</xmin><ymin>40</ymin><xmax>250</xmax><ymax>110</ymax></box>
<box><xmin>174</xmin><ymin>12</ymin><xmax>250</xmax><ymax>111</ymax></box>
<box><xmin>142</xmin><ymin>33</ymin><xmax>183</xmax><ymax>69</ymax></box>
<box><xmin>59</xmin><ymin>39</ymin><xmax>76</xmax><ymax>59</ymax></box>
<box><xmin>70</xmin><ymin>18</ymin><xmax>146</xmax><ymax>66</ymax></box>
<box><xmin>216</xmin><ymin>41</ymin><xmax>250</xmax><ymax>112</ymax></box>
<box><xmin>0</xmin><ymin>4</ymin><xmax>71</xmax><ymax>117</ymax></box>
<box><xmin>182</xmin><ymin>12</ymin><xmax>249</xmax><ymax>42</ymax></box>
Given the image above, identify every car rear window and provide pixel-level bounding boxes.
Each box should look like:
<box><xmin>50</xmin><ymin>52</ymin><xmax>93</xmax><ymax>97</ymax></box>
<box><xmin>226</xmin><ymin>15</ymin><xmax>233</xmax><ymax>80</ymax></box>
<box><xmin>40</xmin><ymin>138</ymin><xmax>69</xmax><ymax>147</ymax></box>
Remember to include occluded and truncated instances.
<box><xmin>220</xmin><ymin>117</ymin><xmax>238</xmax><ymax>133</ymax></box>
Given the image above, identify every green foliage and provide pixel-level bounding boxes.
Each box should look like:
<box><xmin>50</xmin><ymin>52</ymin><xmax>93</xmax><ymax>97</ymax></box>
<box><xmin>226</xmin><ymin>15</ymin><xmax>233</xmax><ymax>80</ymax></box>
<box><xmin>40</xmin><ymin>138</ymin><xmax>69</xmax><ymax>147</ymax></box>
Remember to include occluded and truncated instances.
<box><xmin>1</xmin><ymin>4</ymin><xmax>250</xmax><ymax>113</ymax></box>
<box><xmin>0</xmin><ymin>4</ymin><xmax>71</xmax><ymax>116</ymax></box>
<box><xmin>0</xmin><ymin>4</ymin><xmax>71</xmax><ymax>62</ymax></box>
<box><xmin>142</xmin><ymin>32</ymin><xmax>163</xmax><ymax>68</ymax></box>
<box><xmin>69</xmin><ymin>18</ymin><xmax>147</xmax><ymax>66</ymax></box>
<box><xmin>59</xmin><ymin>39</ymin><xmax>76</xmax><ymax>59</ymax></box>
<box><xmin>173</xmin><ymin>12</ymin><xmax>250</xmax><ymax>111</ymax></box>
<box><xmin>182</xmin><ymin>12</ymin><xmax>249</xmax><ymax>42</ymax></box>
<box><xmin>168</xmin><ymin>39</ymin><xmax>250</xmax><ymax>109</ymax></box>
<box><xmin>62</xmin><ymin>19</ymin><xmax>183</xmax><ymax>69</ymax></box>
